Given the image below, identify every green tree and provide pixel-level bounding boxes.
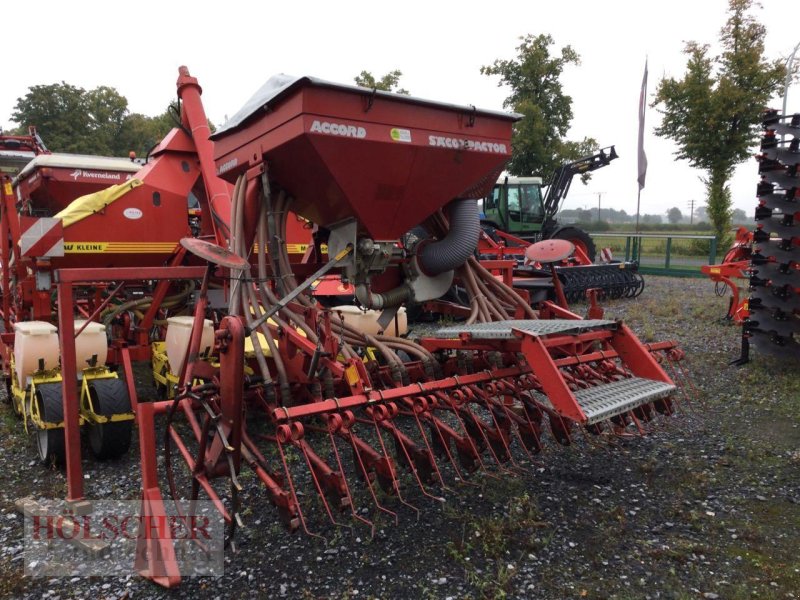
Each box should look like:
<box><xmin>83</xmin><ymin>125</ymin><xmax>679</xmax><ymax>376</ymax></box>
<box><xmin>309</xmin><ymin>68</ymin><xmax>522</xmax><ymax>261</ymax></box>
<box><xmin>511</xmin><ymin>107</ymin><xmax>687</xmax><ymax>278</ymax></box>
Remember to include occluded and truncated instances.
<box><xmin>642</xmin><ymin>214</ymin><xmax>663</xmax><ymax>225</ymax></box>
<box><xmin>731</xmin><ymin>207</ymin><xmax>749</xmax><ymax>223</ymax></box>
<box><xmin>354</xmin><ymin>70</ymin><xmax>409</xmax><ymax>94</ymax></box>
<box><xmin>11</xmin><ymin>83</ymin><xmax>93</xmax><ymax>153</ymax></box>
<box><xmin>84</xmin><ymin>86</ymin><xmax>129</xmax><ymax>155</ymax></box>
<box><xmin>117</xmin><ymin>107</ymin><xmax>176</xmax><ymax>157</ymax></box>
<box><xmin>667</xmin><ymin>206</ymin><xmax>683</xmax><ymax>224</ymax></box>
<box><xmin>482</xmin><ymin>34</ymin><xmax>597</xmax><ymax>179</ymax></box>
<box><xmin>652</xmin><ymin>0</ymin><xmax>785</xmax><ymax>244</ymax></box>
<box><xmin>12</xmin><ymin>83</ymin><xmax>180</xmax><ymax>157</ymax></box>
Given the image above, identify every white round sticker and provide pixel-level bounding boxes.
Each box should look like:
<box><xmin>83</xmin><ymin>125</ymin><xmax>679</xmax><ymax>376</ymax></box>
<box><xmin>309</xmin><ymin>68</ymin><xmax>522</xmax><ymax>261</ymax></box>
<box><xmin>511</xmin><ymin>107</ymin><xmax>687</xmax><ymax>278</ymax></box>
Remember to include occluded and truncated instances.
<box><xmin>123</xmin><ymin>208</ymin><xmax>143</xmax><ymax>220</ymax></box>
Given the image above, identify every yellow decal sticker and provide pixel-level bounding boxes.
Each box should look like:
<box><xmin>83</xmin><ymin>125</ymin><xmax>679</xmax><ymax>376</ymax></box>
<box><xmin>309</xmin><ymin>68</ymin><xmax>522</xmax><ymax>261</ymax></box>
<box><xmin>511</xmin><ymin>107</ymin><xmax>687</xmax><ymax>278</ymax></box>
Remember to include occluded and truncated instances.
<box><xmin>3</xmin><ymin>182</ymin><xmax>12</xmax><ymax>196</ymax></box>
<box><xmin>345</xmin><ymin>364</ymin><xmax>360</xmax><ymax>386</ymax></box>
<box><xmin>64</xmin><ymin>242</ymin><xmax>108</xmax><ymax>253</ymax></box>
<box><xmin>63</xmin><ymin>242</ymin><xmax>177</xmax><ymax>253</ymax></box>
<box><xmin>252</xmin><ymin>243</ymin><xmax>309</xmax><ymax>254</ymax></box>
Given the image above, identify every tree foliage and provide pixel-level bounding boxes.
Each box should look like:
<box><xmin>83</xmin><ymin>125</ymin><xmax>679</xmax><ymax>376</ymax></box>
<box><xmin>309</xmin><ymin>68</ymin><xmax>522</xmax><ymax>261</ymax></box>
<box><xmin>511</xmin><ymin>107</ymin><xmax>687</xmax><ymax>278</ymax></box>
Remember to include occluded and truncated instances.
<box><xmin>641</xmin><ymin>214</ymin><xmax>663</xmax><ymax>225</ymax></box>
<box><xmin>652</xmin><ymin>0</ymin><xmax>785</xmax><ymax>243</ymax></box>
<box><xmin>482</xmin><ymin>34</ymin><xmax>597</xmax><ymax>180</ymax></box>
<box><xmin>731</xmin><ymin>207</ymin><xmax>749</xmax><ymax>223</ymax></box>
<box><xmin>667</xmin><ymin>207</ymin><xmax>683</xmax><ymax>224</ymax></box>
<box><xmin>354</xmin><ymin>70</ymin><xmax>409</xmax><ymax>95</ymax></box>
<box><xmin>11</xmin><ymin>83</ymin><xmax>176</xmax><ymax>157</ymax></box>
<box><xmin>116</xmin><ymin>108</ymin><xmax>176</xmax><ymax>157</ymax></box>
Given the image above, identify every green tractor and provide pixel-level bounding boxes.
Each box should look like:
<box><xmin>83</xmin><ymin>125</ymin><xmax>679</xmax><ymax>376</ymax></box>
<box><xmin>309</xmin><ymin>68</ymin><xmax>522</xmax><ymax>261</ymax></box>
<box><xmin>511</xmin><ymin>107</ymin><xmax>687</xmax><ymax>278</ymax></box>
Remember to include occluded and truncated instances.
<box><xmin>480</xmin><ymin>145</ymin><xmax>619</xmax><ymax>262</ymax></box>
<box><xmin>479</xmin><ymin>146</ymin><xmax>644</xmax><ymax>303</ymax></box>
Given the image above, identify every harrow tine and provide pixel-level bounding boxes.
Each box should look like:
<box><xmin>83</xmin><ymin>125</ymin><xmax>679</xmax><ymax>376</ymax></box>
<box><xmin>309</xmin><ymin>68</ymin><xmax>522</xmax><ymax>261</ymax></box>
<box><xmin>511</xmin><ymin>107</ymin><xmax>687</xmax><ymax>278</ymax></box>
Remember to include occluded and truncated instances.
<box><xmin>240</xmin><ymin>436</ymin><xmax>301</xmax><ymax>531</ymax></box>
<box><xmin>274</xmin><ymin>432</ymin><xmax>325</xmax><ymax>541</ymax></box>
<box><xmin>325</xmin><ymin>426</ymin><xmax>375</xmax><ymax>536</ymax></box>
<box><xmin>423</xmin><ymin>409</ymin><xmax>479</xmax><ymax>487</ymax></box>
<box><xmin>660</xmin><ymin>358</ymin><xmax>694</xmax><ymax>415</ymax></box>
<box><xmin>470</xmin><ymin>385</ymin><xmax>522</xmax><ymax>472</ymax></box>
<box><xmin>407</xmin><ymin>399</ymin><xmax>449</xmax><ymax>490</ymax></box>
<box><xmin>479</xmin><ymin>403</ymin><xmax>520</xmax><ymax>470</ymax></box>
<box><xmin>578</xmin><ymin>421</ymin><xmax>617</xmax><ymax>453</ymax></box>
<box><xmin>296</xmin><ymin>439</ymin><xmax>346</xmax><ymax>528</ymax></box>
<box><xmin>626</xmin><ymin>411</ymin><xmax>647</xmax><ymax>437</ymax></box>
<box><xmin>341</xmin><ymin>429</ymin><xmax>399</xmax><ymax>525</ymax></box>
<box><xmin>549</xmin><ymin>411</ymin><xmax>575</xmax><ymax>447</ymax></box>
<box><xmin>381</xmin><ymin>418</ymin><xmax>445</xmax><ymax>504</ymax></box>
<box><xmin>366</xmin><ymin>409</ymin><xmax>420</xmax><ymax>519</ymax></box>
<box><xmin>633</xmin><ymin>398</ymin><xmax>673</xmax><ymax>435</ymax></box>
<box><xmin>671</xmin><ymin>356</ymin><xmax>701</xmax><ymax>408</ymax></box>
<box><xmin>381</xmin><ymin>414</ymin><xmax>435</xmax><ymax>485</ymax></box>
<box><xmin>167</xmin><ymin>426</ymin><xmax>232</xmax><ymax>522</ymax></box>
<box><xmin>491</xmin><ymin>397</ymin><xmax>537</xmax><ymax>467</ymax></box>
<box><xmin>500</xmin><ymin>385</ymin><xmax>548</xmax><ymax>461</ymax></box>
<box><xmin>458</xmin><ymin>403</ymin><xmax>515</xmax><ymax>475</ymax></box>
<box><xmin>435</xmin><ymin>391</ymin><xmax>498</xmax><ymax>478</ymax></box>
<box><xmin>517</xmin><ymin>392</ymin><xmax>547</xmax><ymax>462</ymax></box>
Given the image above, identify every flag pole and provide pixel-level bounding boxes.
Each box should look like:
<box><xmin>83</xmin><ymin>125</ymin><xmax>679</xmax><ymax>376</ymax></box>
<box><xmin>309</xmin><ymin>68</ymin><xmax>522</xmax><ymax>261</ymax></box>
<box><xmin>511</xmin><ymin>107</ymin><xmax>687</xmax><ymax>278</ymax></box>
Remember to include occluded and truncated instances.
<box><xmin>635</xmin><ymin>188</ymin><xmax>641</xmax><ymax>233</ymax></box>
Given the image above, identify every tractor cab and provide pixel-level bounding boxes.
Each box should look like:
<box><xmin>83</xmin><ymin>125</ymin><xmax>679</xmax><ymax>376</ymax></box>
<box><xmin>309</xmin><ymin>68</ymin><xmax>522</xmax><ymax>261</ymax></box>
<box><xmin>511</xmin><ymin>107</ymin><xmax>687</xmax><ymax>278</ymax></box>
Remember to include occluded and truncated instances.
<box><xmin>482</xmin><ymin>175</ymin><xmax>545</xmax><ymax>235</ymax></box>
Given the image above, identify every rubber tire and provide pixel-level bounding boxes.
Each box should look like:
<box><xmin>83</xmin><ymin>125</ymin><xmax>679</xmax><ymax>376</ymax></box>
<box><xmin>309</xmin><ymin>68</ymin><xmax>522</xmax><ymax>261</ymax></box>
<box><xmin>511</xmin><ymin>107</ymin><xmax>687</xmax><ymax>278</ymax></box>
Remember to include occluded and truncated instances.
<box><xmin>87</xmin><ymin>379</ymin><xmax>132</xmax><ymax>460</ymax></box>
<box><xmin>550</xmin><ymin>227</ymin><xmax>597</xmax><ymax>263</ymax></box>
<box><xmin>34</xmin><ymin>383</ymin><xmax>66</xmax><ymax>466</ymax></box>
<box><xmin>2</xmin><ymin>376</ymin><xmax>10</xmax><ymax>405</ymax></box>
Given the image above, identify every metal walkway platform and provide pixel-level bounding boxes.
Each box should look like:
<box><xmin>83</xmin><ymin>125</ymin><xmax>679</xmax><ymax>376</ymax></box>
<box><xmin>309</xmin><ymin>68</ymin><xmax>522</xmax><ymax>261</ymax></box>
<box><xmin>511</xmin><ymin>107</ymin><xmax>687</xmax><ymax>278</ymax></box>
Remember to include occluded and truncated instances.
<box><xmin>574</xmin><ymin>377</ymin><xmax>675</xmax><ymax>424</ymax></box>
<box><xmin>433</xmin><ymin>319</ymin><xmax>617</xmax><ymax>340</ymax></box>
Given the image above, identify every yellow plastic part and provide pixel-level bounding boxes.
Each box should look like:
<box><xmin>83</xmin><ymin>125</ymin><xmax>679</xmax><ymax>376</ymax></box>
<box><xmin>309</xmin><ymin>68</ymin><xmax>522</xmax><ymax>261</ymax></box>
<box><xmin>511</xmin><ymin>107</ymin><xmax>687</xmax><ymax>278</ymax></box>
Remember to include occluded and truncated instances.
<box><xmin>55</xmin><ymin>179</ymin><xmax>143</xmax><ymax>227</ymax></box>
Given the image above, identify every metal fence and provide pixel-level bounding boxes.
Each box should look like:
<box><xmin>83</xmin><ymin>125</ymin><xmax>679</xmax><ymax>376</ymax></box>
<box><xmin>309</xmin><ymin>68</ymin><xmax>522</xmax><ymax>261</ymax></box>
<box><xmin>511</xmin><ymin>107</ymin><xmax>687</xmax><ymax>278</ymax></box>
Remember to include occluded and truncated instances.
<box><xmin>589</xmin><ymin>233</ymin><xmax>719</xmax><ymax>278</ymax></box>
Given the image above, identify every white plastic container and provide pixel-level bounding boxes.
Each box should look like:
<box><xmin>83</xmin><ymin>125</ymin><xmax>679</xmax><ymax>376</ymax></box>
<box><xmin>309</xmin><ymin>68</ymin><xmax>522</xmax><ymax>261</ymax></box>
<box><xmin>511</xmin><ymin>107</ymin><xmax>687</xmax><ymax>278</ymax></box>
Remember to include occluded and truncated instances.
<box><xmin>335</xmin><ymin>306</ymin><xmax>407</xmax><ymax>337</ymax></box>
<box><xmin>165</xmin><ymin>316</ymin><xmax>215</xmax><ymax>376</ymax></box>
<box><xmin>74</xmin><ymin>320</ymin><xmax>108</xmax><ymax>368</ymax></box>
<box><xmin>13</xmin><ymin>321</ymin><xmax>59</xmax><ymax>387</ymax></box>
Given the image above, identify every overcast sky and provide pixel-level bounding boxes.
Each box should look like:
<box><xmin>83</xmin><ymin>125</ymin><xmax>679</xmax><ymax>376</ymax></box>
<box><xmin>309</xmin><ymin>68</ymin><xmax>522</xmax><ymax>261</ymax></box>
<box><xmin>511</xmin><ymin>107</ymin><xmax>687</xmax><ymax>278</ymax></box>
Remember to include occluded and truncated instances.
<box><xmin>3</xmin><ymin>0</ymin><xmax>798</xmax><ymax>219</ymax></box>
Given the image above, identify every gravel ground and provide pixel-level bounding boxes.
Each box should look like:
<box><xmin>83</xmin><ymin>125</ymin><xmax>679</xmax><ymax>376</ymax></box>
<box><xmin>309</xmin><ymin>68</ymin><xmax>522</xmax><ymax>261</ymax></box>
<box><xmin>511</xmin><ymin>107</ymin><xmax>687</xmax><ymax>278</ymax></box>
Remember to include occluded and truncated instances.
<box><xmin>1</xmin><ymin>275</ymin><xmax>799</xmax><ymax>600</ymax></box>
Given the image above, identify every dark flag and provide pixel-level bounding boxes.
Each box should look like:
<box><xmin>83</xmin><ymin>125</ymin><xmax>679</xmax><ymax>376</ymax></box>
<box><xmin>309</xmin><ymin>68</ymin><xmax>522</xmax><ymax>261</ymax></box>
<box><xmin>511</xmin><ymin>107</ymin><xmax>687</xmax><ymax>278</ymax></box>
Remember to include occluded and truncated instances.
<box><xmin>637</xmin><ymin>60</ymin><xmax>648</xmax><ymax>190</ymax></box>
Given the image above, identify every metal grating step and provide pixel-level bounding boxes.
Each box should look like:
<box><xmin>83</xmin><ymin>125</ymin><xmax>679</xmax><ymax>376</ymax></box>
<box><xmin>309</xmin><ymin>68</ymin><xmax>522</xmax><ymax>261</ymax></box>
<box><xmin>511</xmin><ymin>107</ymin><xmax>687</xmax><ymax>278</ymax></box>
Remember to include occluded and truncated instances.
<box><xmin>433</xmin><ymin>319</ymin><xmax>617</xmax><ymax>340</ymax></box>
<box><xmin>574</xmin><ymin>377</ymin><xmax>675</xmax><ymax>425</ymax></box>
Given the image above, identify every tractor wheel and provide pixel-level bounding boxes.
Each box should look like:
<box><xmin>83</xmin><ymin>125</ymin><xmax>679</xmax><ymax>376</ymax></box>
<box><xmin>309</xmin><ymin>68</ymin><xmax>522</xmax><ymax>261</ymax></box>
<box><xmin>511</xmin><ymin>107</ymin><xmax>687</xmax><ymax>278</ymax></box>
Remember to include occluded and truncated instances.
<box><xmin>551</xmin><ymin>227</ymin><xmax>597</xmax><ymax>263</ymax></box>
<box><xmin>34</xmin><ymin>383</ymin><xmax>66</xmax><ymax>466</ymax></box>
<box><xmin>87</xmin><ymin>378</ymin><xmax>132</xmax><ymax>460</ymax></box>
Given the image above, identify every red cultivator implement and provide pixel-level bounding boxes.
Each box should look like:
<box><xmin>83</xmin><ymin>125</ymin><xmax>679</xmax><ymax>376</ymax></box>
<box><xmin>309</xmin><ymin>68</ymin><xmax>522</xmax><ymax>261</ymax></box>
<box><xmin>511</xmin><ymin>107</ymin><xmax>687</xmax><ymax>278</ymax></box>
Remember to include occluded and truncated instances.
<box><xmin>0</xmin><ymin>68</ymin><xmax>691</xmax><ymax>587</ymax></box>
<box><xmin>701</xmin><ymin>226</ymin><xmax>753</xmax><ymax>323</ymax></box>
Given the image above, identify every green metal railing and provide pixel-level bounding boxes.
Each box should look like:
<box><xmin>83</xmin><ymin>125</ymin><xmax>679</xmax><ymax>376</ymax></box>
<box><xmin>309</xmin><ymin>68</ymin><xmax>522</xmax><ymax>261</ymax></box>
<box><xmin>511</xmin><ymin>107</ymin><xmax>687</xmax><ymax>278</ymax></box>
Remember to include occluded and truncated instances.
<box><xmin>589</xmin><ymin>233</ymin><xmax>719</xmax><ymax>278</ymax></box>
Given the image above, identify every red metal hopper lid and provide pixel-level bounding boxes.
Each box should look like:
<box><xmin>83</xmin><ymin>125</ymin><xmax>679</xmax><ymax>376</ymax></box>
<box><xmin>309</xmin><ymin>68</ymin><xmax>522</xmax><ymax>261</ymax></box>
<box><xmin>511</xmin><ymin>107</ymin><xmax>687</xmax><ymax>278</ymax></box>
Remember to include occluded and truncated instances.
<box><xmin>180</xmin><ymin>238</ymin><xmax>249</xmax><ymax>269</ymax></box>
<box><xmin>525</xmin><ymin>239</ymin><xmax>575</xmax><ymax>264</ymax></box>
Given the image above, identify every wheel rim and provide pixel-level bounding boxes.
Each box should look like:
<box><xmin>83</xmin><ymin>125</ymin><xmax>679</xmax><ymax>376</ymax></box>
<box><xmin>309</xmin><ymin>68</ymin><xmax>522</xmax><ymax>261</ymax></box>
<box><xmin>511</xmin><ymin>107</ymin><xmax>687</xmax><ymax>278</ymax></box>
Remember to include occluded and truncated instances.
<box><xmin>35</xmin><ymin>389</ymin><xmax>48</xmax><ymax>461</ymax></box>
<box><xmin>569</xmin><ymin>237</ymin><xmax>590</xmax><ymax>257</ymax></box>
<box><xmin>36</xmin><ymin>429</ymin><xmax>49</xmax><ymax>462</ymax></box>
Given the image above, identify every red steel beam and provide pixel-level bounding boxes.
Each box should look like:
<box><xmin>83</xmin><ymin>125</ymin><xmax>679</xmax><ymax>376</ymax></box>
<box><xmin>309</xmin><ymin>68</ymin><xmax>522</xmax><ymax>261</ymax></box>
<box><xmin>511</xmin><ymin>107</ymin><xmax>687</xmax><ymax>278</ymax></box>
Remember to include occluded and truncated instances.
<box><xmin>55</xmin><ymin>266</ymin><xmax>207</xmax><ymax>284</ymax></box>
<box><xmin>272</xmin><ymin>366</ymin><xmax>528</xmax><ymax>421</ymax></box>
<box><xmin>176</xmin><ymin>67</ymin><xmax>232</xmax><ymax>248</ymax></box>
<box><xmin>57</xmin><ymin>281</ymin><xmax>84</xmax><ymax>502</ymax></box>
